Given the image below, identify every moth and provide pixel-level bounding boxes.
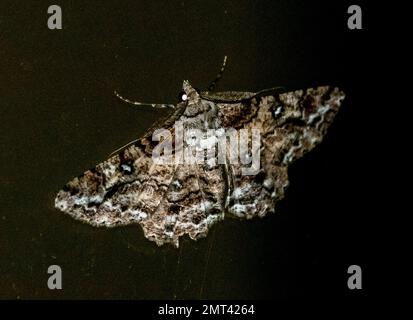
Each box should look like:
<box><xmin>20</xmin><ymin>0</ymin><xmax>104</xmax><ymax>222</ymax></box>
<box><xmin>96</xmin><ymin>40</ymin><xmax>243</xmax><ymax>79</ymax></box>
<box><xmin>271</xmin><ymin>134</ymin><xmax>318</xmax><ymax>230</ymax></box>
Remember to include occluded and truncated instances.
<box><xmin>55</xmin><ymin>57</ymin><xmax>345</xmax><ymax>247</ymax></box>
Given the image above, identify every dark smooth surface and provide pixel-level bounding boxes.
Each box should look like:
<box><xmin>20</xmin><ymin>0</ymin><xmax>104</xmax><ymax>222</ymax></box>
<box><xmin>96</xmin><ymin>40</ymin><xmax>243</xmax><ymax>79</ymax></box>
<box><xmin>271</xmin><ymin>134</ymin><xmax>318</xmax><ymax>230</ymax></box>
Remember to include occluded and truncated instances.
<box><xmin>0</xmin><ymin>0</ymin><xmax>378</xmax><ymax>299</ymax></box>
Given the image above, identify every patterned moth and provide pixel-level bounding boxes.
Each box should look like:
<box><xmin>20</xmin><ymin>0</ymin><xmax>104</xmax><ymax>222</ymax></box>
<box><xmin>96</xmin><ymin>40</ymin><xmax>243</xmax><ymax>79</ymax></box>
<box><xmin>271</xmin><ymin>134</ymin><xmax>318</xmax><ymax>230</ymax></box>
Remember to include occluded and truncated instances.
<box><xmin>55</xmin><ymin>57</ymin><xmax>345</xmax><ymax>247</ymax></box>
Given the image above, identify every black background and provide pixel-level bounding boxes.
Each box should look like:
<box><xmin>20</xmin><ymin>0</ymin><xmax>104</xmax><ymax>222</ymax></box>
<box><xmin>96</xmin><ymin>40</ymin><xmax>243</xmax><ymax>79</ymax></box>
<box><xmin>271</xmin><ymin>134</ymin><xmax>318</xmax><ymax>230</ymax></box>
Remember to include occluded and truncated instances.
<box><xmin>0</xmin><ymin>0</ymin><xmax>379</xmax><ymax>300</ymax></box>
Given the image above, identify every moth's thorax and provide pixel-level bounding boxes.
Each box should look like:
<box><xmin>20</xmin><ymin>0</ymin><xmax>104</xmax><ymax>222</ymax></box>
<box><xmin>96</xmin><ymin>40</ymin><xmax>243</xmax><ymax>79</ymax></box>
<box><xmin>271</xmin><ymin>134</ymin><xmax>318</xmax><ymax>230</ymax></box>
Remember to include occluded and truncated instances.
<box><xmin>181</xmin><ymin>98</ymin><xmax>220</xmax><ymax>130</ymax></box>
<box><xmin>182</xmin><ymin>80</ymin><xmax>198</xmax><ymax>98</ymax></box>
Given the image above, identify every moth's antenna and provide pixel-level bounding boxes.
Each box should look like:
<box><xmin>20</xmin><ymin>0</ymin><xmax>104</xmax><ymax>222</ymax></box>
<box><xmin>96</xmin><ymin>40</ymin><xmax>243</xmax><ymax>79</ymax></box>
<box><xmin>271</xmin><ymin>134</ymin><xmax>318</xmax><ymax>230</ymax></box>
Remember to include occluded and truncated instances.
<box><xmin>114</xmin><ymin>91</ymin><xmax>175</xmax><ymax>109</ymax></box>
<box><xmin>207</xmin><ymin>56</ymin><xmax>227</xmax><ymax>92</ymax></box>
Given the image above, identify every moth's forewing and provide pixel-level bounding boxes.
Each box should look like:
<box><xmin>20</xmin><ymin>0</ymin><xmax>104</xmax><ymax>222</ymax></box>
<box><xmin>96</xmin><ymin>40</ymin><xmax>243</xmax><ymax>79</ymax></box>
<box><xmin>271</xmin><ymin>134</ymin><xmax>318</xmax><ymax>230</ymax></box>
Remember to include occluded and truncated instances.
<box><xmin>218</xmin><ymin>86</ymin><xmax>345</xmax><ymax>219</ymax></box>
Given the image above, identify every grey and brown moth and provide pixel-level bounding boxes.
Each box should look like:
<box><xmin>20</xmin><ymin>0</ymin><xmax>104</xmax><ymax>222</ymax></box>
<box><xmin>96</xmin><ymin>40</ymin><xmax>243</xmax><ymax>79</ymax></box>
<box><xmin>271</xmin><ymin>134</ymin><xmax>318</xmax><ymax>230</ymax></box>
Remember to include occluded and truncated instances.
<box><xmin>55</xmin><ymin>58</ymin><xmax>345</xmax><ymax>247</ymax></box>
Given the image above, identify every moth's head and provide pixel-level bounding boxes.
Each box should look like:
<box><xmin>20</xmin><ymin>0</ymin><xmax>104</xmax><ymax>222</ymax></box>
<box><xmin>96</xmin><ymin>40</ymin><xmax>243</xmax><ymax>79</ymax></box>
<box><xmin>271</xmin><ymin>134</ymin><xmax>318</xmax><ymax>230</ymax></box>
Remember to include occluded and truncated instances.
<box><xmin>179</xmin><ymin>80</ymin><xmax>200</xmax><ymax>104</ymax></box>
<box><xmin>179</xmin><ymin>80</ymin><xmax>218</xmax><ymax>125</ymax></box>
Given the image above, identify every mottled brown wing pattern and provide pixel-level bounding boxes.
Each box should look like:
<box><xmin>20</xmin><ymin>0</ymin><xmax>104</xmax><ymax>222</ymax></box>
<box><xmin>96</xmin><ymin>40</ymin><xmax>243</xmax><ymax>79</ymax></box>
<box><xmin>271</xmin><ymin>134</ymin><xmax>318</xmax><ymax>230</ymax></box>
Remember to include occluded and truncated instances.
<box><xmin>216</xmin><ymin>86</ymin><xmax>345</xmax><ymax>219</ymax></box>
<box><xmin>54</xmin><ymin>100</ymin><xmax>188</xmax><ymax>226</ymax></box>
<box><xmin>218</xmin><ymin>86</ymin><xmax>344</xmax><ymax>218</ymax></box>
<box><xmin>55</xmin><ymin>139</ymin><xmax>174</xmax><ymax>227</ymax></box>
<box><xmin>141</xmin><ymin>162</ymin><xmax>227</xmax><ymax>247</ymax></box>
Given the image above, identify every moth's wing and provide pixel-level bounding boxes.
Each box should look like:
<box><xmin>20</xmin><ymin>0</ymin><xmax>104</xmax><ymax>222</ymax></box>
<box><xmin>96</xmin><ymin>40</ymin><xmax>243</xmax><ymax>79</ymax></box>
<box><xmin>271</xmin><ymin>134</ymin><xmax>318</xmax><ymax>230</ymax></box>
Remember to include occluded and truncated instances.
<box><xmin>140</xmin><ymin>162</ymin><xmax>227</xmax><ymax>247</ymax></box>
<box><xmin>216</xmin><ymin>86</ymin><xmax>345</xmax><ymax>218</ymax></box>
<box><xmin>55</xmin><ymin>144</ymin><xmax>177</xmax><ymax>227</ymax></box>
<box><xmin>54</xmin><ymin>105</ymin><xmax>186</xmax><ymax>228</ymax></box>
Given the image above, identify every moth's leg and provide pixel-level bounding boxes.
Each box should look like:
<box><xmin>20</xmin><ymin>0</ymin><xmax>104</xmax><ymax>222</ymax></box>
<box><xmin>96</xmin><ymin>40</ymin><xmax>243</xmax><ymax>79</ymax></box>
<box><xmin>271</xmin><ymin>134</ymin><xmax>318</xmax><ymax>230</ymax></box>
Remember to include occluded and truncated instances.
<box><xmin>207</xmin><ymin>56</ymin><xmax>228</xmax><ymax>92</ymax></box>
<box><xmin>114</xmin><ymin>91</ymin><xmax>175</xmax><ymax>109</ymax></box>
